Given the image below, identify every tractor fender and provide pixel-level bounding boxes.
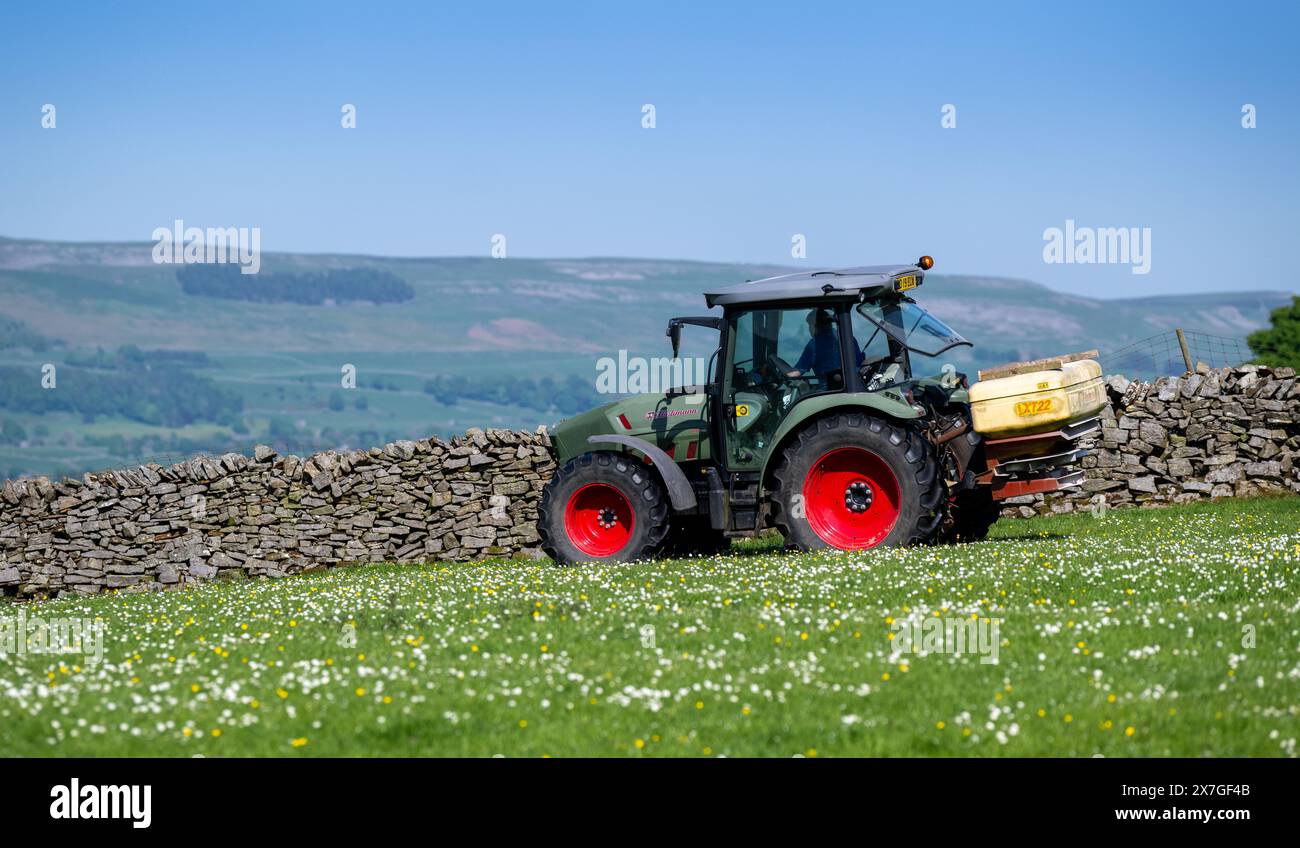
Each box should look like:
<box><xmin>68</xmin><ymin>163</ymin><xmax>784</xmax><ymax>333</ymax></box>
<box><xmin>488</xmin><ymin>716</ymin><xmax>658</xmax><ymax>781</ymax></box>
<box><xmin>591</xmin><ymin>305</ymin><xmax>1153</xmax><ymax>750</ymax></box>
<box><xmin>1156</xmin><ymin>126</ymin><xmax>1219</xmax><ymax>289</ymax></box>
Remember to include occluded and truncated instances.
<box><xmin>758</xmin><ymin>391</ymin><xmax>924</xmax><ymax>488</ymax></box>
<box><xmin>586</xmin><ymin>435</ymin><xmax>698</xmax><ymax>512</ymax></box>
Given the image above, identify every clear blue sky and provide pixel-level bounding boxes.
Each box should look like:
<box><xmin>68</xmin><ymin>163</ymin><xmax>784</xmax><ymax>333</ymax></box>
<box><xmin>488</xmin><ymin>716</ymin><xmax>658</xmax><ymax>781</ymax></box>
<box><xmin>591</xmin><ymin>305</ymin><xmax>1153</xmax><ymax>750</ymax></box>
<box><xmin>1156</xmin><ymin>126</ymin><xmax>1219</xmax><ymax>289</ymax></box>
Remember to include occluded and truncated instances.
<box><xmin>1</xmin><ymin>0</ymin><xmax>1296</xmax><ymax>297</ymax></box>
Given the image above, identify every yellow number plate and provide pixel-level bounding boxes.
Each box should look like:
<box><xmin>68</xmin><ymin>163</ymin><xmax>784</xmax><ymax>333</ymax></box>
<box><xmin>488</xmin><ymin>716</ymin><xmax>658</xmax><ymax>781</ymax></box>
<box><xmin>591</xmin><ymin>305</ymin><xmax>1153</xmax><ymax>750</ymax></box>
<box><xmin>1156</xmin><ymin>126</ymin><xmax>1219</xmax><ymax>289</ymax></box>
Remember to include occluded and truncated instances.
<box><xmin>1014</xmin><ymin>399</ymin><xmax>1055</xmax><ymax>417</ymax></box>
<box><xmin>894</xmin><ymin>275</ymin><xmax>918</xmax><ymax>292</ymax></box>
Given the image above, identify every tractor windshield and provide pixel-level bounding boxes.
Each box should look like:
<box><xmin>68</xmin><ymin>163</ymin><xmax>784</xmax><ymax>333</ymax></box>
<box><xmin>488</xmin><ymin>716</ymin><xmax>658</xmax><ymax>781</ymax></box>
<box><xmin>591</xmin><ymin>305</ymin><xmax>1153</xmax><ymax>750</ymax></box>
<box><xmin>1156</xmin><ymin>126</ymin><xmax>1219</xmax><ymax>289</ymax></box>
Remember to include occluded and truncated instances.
<box><xmin>854</xmin><ymin>300</ymin><xmax>971</xmax><ymax>357</ymax></box>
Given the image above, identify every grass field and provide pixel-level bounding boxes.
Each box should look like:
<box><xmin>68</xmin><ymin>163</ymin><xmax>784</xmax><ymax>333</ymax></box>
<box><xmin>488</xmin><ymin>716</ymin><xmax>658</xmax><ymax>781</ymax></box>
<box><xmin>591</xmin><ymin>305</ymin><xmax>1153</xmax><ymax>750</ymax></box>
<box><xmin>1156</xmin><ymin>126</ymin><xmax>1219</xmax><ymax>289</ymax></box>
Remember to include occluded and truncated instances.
<box><xmin>2</xmin><ymin>496</ymin><xmax>1298</xmax><ymax>757</ymax></box>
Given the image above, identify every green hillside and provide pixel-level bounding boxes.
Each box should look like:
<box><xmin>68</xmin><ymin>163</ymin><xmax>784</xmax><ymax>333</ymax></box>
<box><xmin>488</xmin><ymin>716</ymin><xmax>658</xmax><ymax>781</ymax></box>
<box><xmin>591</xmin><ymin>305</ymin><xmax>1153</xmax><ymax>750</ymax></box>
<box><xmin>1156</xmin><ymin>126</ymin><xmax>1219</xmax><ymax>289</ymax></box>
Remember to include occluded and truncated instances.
<box><xmin>0</xmin><ymin>235</ymin><xmax>1291</xmax><ymax>480</ymax></box>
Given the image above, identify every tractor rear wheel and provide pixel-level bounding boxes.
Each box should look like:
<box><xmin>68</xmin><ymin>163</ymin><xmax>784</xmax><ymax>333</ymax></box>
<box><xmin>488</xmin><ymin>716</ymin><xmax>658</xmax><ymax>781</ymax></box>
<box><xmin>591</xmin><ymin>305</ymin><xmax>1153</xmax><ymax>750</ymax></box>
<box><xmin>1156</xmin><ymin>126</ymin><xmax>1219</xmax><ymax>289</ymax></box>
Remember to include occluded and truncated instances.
<box><xmin>772</xmin><ymin>413</ymin><xmax>945</xmax><ymax>551</ymax></box>
<box><xmin>942</xmin><ymin>487</ymin><xmax>1002</xmax><ymax>544</ymax></box>
<box><xmin>539</xmin><ymin>451</ymin><xmax>670</xmax><ymax>564</ymax></box>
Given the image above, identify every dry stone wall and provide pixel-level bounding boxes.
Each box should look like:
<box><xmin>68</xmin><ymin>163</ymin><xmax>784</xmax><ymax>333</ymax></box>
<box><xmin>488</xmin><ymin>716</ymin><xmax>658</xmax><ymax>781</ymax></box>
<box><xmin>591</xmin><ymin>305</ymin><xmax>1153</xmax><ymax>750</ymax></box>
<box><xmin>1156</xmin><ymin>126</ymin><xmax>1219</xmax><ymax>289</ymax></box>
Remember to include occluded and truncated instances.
<box><xmin>1</xmin><ymin>428</ymin><xmax>554</xmax><ymax>600</ymax></box>
<box><xmin>3</xmin><ymin>363</ymin><xmax>1298</xmax><ymax>600</ymax></box>
<box><xmin>1003</xmin><ymin>364</ymin><xmax>1300</xmax><ymax>517</ymax></box>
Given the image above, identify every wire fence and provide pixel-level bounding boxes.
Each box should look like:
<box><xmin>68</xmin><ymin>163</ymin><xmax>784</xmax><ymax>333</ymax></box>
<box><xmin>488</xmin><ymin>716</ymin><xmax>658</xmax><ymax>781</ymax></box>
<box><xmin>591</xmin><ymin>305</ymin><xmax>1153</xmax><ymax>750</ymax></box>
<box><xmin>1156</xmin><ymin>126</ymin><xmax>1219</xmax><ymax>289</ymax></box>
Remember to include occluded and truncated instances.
<box><xmin>1099</xmin><ymin>329</ymin><xmax>1252</xmax><ymax>381</ymax></box>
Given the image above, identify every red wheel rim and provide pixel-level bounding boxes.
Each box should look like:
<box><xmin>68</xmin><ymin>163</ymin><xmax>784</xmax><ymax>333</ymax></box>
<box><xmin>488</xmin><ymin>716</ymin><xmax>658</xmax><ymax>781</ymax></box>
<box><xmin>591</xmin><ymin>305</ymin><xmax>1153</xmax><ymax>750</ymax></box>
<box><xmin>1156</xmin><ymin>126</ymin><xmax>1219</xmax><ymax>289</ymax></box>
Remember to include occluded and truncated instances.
<box><xmin>802</xmin><ymin>447</ymin><xmax>901</xmax><ymax>549</ymax></box>
<box><xmin>564</xmin><ymin>483</ymin><xmax>635</xmax><ymax>557</ymax></box>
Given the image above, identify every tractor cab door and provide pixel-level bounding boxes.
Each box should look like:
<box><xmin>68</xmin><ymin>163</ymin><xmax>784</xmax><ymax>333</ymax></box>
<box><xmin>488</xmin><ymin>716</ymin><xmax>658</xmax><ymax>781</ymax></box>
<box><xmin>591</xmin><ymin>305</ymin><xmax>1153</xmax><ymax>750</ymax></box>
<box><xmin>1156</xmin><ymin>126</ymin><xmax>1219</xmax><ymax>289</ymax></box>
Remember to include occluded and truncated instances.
<box><xmin>849</xmin><ymin>303</ymin><xmax>912</xmax><ymax>391</ymax></box>
<box><xmin>721</xmin><ymin>304</ymin><xmax>851</xmax><ymax>471</ymax></box>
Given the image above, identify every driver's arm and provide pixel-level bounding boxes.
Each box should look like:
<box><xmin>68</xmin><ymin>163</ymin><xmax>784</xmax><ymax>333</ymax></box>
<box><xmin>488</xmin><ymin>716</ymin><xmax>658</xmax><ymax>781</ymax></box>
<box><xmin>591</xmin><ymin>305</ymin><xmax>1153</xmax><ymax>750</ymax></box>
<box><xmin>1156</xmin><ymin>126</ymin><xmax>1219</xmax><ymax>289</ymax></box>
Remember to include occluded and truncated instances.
<box><xmin>788</xmin><ymin>340</ymin><xmax>814</xmax><ymax>377</ymax></box>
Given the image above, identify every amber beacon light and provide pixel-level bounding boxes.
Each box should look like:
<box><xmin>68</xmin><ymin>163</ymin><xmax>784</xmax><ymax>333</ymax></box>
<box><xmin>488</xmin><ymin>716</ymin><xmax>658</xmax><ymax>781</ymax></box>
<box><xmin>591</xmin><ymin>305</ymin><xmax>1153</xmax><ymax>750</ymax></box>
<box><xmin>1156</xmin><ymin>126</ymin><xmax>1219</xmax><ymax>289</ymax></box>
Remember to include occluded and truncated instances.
<box><xmin>917</xmin><ymin>255</ymin><xmax>934</xmax><ymax>270</ymax></box>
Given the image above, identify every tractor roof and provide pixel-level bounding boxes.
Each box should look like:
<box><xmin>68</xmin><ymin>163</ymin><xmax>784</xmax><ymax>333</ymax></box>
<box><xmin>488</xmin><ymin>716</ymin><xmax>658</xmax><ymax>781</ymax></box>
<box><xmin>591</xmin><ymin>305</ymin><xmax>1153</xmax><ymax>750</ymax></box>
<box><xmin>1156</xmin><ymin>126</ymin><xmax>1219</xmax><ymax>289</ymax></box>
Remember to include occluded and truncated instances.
<box><xmin>703</xmin><ymin>264</ymin><xmax>924</xmax><ymax>308</ymax></box>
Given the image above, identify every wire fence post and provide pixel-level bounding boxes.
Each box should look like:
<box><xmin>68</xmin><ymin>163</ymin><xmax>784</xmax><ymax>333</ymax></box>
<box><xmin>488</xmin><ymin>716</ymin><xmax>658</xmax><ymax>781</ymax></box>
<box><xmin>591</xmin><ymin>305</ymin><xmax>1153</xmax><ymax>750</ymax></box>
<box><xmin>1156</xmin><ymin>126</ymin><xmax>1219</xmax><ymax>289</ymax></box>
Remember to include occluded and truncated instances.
<box><xmin>1175</xmin><ymin>327</ymin><xmax>1193</xmax><ymax>373</ymax></box>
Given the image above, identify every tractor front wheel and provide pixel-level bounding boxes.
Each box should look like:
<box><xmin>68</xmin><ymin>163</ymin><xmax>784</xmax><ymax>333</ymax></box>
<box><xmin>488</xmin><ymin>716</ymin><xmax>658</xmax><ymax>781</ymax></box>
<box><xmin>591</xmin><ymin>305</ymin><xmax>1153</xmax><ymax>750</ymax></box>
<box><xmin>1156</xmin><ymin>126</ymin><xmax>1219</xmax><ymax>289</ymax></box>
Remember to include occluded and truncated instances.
<box><xmin>539</xmin><ymin>451</ymin><xmax>670</xmax><ymax>564</ymax></box>
<box><xmin>772</xmin><ymin>413</ymin><xmax>945</xmax><ymax>551</ymax></box>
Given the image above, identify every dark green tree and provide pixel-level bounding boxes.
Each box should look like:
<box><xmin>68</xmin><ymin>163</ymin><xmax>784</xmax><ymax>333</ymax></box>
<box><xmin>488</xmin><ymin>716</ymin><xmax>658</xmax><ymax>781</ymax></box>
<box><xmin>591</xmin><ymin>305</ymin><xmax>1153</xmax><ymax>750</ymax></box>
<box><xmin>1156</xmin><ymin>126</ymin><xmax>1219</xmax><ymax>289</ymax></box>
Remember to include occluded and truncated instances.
<box><xmin>1</xmin><ymin>419</ymin><xmax>27</xmax><ymax>444</ymax></box>
<box><xmin>1248</xmin><ymin>296</ymin><xmax>1300</xmax><ymax>369</ymax></box>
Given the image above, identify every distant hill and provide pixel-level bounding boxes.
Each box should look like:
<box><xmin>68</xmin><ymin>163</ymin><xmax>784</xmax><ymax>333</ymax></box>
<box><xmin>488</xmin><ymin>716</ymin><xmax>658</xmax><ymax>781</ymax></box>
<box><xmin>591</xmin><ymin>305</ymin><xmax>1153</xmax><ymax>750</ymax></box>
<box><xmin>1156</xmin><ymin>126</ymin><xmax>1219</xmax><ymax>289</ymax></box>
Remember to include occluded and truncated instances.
<box><xmin>0</xmin><ymin>235</ymin><xmax>1289</xmax><ymax>363</ymax></box>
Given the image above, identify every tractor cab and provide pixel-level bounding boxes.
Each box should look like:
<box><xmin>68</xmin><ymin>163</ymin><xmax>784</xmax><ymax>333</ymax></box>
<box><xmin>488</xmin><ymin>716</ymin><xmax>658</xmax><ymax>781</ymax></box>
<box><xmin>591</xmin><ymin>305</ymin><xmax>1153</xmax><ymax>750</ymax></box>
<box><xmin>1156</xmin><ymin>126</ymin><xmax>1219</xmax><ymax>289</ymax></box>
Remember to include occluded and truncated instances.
<box><xmin>702</xmin><ymin>261</ymin><xmax>971</xmax><ymax>472</ymax></box>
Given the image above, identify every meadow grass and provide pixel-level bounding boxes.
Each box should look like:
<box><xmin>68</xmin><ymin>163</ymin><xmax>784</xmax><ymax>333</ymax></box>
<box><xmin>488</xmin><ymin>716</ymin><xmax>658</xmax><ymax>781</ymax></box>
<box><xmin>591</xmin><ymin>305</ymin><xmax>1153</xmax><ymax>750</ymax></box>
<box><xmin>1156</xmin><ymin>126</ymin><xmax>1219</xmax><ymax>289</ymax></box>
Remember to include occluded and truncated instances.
<box><xmin>2</xmin><ymin>496</ymin><xmax>1297</xmax><ymax>757</ymax></box>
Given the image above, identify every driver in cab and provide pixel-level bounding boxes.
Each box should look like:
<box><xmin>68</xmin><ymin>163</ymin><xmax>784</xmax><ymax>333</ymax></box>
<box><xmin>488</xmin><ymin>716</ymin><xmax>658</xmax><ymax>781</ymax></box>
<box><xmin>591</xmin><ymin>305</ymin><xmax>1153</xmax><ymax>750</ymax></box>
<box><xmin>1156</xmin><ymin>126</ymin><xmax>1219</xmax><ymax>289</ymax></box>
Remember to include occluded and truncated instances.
<box><xmin>786</xmin><ymin>309</ymin><xmax>863</xmax><ymax>389</ymax></box>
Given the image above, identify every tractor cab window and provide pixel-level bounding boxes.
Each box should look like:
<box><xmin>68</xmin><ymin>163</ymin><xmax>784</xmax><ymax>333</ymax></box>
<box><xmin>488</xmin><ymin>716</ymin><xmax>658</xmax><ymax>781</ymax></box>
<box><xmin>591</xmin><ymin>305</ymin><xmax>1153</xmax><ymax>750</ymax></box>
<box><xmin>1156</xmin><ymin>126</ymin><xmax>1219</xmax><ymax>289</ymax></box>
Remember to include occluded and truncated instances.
<box><xmin>724</xmin><ymin>306</ymin><xmax>850</xmax><ymax>469</ymax></box>
<box><xmin>855</xmin><ymin>299</ymin><xmax>968</xmax><ymax>357</ymax></box>
<box><xmin>850</xmin><ymin>306</ymin><xmax>908</xmax><ymax>391</ymax></box>
<box><xmin>852</xmin><ymin>299</ymin><xmax>971</xmax><ymax>390</ymax></box>
<box><xmin>731</xmin><ymin>307</ymin><xmax>846</xmax><ymax>394</ymax></box>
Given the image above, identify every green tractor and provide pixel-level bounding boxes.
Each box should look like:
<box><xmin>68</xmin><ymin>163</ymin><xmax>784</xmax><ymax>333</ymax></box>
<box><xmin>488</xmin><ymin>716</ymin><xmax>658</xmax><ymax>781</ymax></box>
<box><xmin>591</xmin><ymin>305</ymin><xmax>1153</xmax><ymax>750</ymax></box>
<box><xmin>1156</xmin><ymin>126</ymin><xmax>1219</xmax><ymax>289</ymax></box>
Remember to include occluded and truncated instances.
<box><xmin>538</xmin><ymin>257</ymin><xmax>1103</xmax><ymax>563</ymax></box>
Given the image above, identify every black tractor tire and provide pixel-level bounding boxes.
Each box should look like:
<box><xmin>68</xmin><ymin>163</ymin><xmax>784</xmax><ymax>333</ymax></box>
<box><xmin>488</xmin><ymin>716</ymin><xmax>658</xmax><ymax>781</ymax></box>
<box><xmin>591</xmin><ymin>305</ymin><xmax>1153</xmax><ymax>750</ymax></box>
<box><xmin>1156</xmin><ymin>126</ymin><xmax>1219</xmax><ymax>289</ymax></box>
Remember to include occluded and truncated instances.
<box><xmin>771</xmin><ymin>413</ymin><xmax>945</xmax><ymax>552</ymax></box>
<box><xmin>663</xmin><ymin>515</ymin><xmax>731</xmax><ymax>559</ymax></box>
<box><xmin>942</xmin><ymin>486</ymin><xmax>1002</xmax><ymax>544</ymax></box>
<box><xmin>538</xmin><ymin>451</ymin><xmax>670</xmax><ymax>564</ymax></box>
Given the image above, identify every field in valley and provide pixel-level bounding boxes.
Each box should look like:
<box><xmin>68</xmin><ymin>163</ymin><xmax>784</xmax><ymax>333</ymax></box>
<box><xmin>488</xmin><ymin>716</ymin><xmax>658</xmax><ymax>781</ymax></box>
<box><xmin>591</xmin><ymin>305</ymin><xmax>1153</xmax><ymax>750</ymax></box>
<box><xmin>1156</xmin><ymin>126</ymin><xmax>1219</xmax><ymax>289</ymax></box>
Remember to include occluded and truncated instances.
<box><xmin>2</xmin><ymin>496</ymin><xmax>1297</xmax><ymax>757</ymax></box>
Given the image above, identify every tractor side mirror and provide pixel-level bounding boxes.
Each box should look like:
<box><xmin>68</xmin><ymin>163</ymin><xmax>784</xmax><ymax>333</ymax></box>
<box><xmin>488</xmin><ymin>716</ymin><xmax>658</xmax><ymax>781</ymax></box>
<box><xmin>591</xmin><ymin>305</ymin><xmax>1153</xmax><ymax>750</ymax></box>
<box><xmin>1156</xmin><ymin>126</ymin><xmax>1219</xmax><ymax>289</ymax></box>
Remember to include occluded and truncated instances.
<box><xmin>667</xmin><ymin>322</ymin><xmax>682</xmax><ymax>360</ymax></box>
